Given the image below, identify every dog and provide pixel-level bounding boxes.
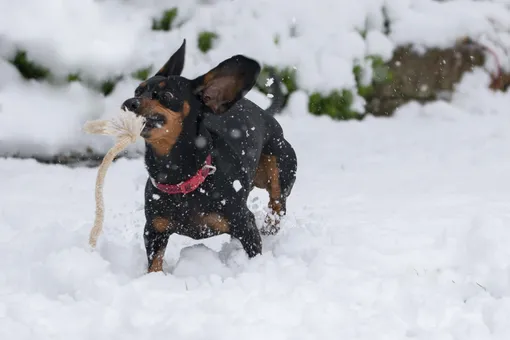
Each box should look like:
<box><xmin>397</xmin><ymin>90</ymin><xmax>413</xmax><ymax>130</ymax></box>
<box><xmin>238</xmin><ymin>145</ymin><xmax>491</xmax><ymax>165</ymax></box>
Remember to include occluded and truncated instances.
<box><xmin>121</xmin><ymin>39</ymin><xmax>297</xmax><ymax>273</ymax></box>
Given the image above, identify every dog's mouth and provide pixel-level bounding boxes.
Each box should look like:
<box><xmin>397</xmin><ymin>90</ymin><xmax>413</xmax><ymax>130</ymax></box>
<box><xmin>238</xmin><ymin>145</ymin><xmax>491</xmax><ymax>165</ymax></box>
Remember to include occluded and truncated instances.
<box><xmin>140</xmin><ymin>114</ymin><xmax>166</xmax><ymax>138</ymax></box>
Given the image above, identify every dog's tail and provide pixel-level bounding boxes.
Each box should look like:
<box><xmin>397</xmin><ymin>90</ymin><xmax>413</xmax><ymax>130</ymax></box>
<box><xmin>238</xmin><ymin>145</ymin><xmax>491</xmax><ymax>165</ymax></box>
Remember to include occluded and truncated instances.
<box><xmin>264</xmin><ymin>69</ymin><xmax>286</xmax><ymax>116</ymax></box>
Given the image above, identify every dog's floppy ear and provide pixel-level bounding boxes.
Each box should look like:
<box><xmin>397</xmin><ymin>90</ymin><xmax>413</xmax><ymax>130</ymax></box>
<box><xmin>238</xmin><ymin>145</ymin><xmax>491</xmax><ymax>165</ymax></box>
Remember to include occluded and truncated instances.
<box><xmin>191</xmin><ymin>55</ymin><xmax>261</xmax><ymax>114</ymax></box>
<box><xmin>155</xmin><ymin>39</ymin><xmax>186</xmax><ymax>77</ymax></box>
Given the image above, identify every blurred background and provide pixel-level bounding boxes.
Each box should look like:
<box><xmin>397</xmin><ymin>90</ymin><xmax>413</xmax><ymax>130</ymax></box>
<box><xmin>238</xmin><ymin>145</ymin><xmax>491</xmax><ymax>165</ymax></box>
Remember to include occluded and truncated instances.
<box><xmin>0</xmin><ymin>0</ymin><xmax>508</xmax><ymax>165</ymax></box>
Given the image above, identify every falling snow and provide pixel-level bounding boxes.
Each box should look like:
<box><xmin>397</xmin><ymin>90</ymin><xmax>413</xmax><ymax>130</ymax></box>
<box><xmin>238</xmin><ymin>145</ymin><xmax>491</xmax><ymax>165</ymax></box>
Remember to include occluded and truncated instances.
<box><xmin>232</xmin><ymin>180</ymin><xmax>243</xmax><ymax>192</ymax></box>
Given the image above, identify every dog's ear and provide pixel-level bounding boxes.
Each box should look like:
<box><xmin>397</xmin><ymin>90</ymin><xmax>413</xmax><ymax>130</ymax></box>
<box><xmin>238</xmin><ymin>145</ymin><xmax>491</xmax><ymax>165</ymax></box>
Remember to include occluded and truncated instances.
<box><xmin>191</xmin><ymin>55</ymin><xmax>261</xmax><ymax>114</ymax></box>
<box><xmin>155</xmin><ymin>39</ymin><xmax>186</xmax><ymax>77</ymax></box>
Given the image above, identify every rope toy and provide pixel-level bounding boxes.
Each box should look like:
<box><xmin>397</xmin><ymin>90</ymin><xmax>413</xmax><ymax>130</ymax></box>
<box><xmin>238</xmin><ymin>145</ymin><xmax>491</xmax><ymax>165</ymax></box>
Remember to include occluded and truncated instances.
<box><xmin>83</xmin><ymin>110</ymin><xmax>146</xmax><ymax>249</ymax></box>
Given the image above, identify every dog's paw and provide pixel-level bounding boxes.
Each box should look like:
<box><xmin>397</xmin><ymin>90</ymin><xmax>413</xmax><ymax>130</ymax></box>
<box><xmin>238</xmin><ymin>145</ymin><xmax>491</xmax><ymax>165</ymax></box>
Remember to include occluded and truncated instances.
<box><xmin>260</xmin><ymin>226</ymin><xmax>280</xmax><ymax>236</ymax></box>
<box><xmin>260</xmin><ymin>212</ymin><xmax>282</xmax><ymax>235</ymax></box>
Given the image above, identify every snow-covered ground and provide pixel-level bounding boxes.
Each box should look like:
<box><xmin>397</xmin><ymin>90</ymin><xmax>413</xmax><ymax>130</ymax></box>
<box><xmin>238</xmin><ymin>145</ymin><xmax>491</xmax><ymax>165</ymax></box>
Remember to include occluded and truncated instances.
<box><xmin>1</xmin><ymin>69</ymin><xmax>510</xmax><ymax>339</ymax></box>
<box><xmin>1</xmin><ymin>0</ymin><xmax>510</xmax><ymax>158</ymax></box>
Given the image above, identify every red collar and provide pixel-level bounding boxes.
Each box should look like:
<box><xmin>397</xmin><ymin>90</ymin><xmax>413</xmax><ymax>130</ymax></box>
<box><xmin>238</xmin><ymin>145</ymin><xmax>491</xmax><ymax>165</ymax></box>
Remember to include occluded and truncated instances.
<box><xmin>150</xmin><ymin>155</ymin><xmax>215</xmax><ymax>195</ymax></box>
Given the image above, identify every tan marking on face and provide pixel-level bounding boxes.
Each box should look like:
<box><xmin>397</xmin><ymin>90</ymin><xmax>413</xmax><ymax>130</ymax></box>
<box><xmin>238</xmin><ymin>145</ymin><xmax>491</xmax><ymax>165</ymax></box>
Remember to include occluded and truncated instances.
<box><xmin>152</xmin><ymin>216</ymin><xmax>172</xmax><ymax>233</ymax></box>
<box><xmin>181</xmin><ymin>101</ymin><xmax>190</xmax><ymax>116</ymax></box>
<box><xmin>148</xmin><ymin>249</ymin><xmax>165</xmax><ymax>273</ymax></box>
<box><xmin>196</xmin><ymin>213</ymin><xmax>230</xmax><ymax>233</ymax></box>
<box><xmin>138</xmin><ymin>99</ymin><xmax>190</xmax><ymax>156</ymax></box>
<box><xmin>158</xmin><ymin>81</ymin><xmax>166</xmax><ymax>88</ymax></box>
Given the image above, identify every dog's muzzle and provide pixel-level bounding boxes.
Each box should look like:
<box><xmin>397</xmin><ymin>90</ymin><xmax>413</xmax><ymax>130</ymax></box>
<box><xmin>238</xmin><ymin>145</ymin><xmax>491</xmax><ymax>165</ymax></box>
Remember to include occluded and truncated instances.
<box><xmin>121</xmin><ymin>98</ymin><xmax>140</xmax><ymax>112</ymax></box>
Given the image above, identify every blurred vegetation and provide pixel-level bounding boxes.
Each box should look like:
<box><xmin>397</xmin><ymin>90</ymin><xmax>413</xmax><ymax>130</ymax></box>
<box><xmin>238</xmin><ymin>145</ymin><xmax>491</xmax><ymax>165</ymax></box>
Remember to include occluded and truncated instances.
<box><xmin>197</xmin><ymin>31</ymin><xmax>218</xmax><ymax>53</ymax></box>
<box><xmin>7</xmin><ymin>43</ymin><xmax>393</xmax><ymax>116</ymax></box>
<box><xmin>66</xmin><ymin>73</ymin><xmax>81</xmax><ymax>82</ymax></box>
<box><xmin>305</xmin><ymin>55</ymin><xmax>393</xmax><ymax>121</ymax></box>
<box><xmin>10</xmin><ymin>50</ymin><xmax>50</xmax><ymax>80</ymax></box>
<box><xmin>353</xmin><ymin>55</ymin><xmax>393</xmax><ymax>99</ymax></box>
<box><xmin>152</xmin><ymin>8</ymin><xmax>178</xmax><ymax>31</ymax></box>
<box><xmin>8</xmin><ymin>50</ymin><xmax>141</xmax><ymax>96</ymax></box>
<box><xmin>99</xmin><ymin>79</ymin><xmax>117</xmax><ymax>96</ymax></box>
<box><xmin>131</xmin><ymin>66</ymin><xmax>152</xmax><ymax>81</ymax></box>
<box><xmin>9</xmin><ymin>6</ymin><xmax>480</xmax><ymax>121</ymax></box>
<box><xmin>308</xmin><ymin>90</ymin><xmax>361</xmax><ymax>121</ymax></box>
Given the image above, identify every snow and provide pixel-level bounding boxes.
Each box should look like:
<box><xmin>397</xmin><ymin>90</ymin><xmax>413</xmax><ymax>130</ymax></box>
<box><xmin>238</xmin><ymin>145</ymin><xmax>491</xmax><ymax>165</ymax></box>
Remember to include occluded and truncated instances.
<box><xmin>391</xmin><ymin>1</ymin><xmax>510</xmax><ymax>45</ymax></box>
<box><xmin>1</xmin><ymin>0</ymin><xmax>510</xmax><ymax>158</ymax></box>
<box><xmin>232</xmin><ymin>180</ymin><xmax>243</xmax><ymax>192</ymax></box>
<box><xmin>1</xmin><ymin>0</ymin><xmax>510</xmax><ymax>338</ymax></box>
<box><xmin>1</xmin><ymin>68</ymin><xmax>510</xmax><ymax>338</ymax></box>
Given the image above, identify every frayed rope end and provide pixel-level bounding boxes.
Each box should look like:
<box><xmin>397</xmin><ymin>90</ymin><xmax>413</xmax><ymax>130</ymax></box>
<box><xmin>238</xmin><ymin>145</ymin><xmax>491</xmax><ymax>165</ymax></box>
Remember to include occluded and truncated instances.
<box><xmin>84</xmin><ymin>110</ymin><xmax>146</xmax><ymax>143</ymax></box>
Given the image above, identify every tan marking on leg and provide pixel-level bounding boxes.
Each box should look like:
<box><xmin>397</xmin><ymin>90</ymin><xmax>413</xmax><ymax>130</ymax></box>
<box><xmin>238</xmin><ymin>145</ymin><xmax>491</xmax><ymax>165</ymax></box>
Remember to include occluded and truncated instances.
<box><xmin>148</xmin><ymin>249</ymin><xmax>165</xmax><ymax>273</ymax></box>
<box><xmin>153</xmin><ymin>217</ymin><xmax>171</xmax><ymax>233</ymax></box>
<box><xmin>255</xmin><ymin>155</ymin><xmax>282</xmax><ymax>207</ymax></box>
<box><xmin>254</xmin><ymin>155</ymin><xmax>284</xmax><ymax>235</ymax></box>
<box><xmin>266</xmin><ymin>155</ymin><xmax>282</xmax><ymax>210</ymax></box>
<box><xmin>254</xmin><ymin>156</ymin><xmax>269</xmax><ymax>189</ymax></box>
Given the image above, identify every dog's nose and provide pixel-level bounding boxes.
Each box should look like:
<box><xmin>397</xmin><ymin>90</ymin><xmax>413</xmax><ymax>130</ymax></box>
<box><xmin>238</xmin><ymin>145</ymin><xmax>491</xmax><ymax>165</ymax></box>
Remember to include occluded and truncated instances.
<box><xmin>121</xmin><ymin>98</ymin><xmax>140</xmax><ymax>112</ymax></box>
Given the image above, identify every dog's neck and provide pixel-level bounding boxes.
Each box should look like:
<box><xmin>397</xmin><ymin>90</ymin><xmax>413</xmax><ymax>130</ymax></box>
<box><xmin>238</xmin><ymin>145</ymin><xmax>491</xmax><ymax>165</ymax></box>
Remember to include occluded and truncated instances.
<box><xmin>144</xmin><ymin>119</ymin><xmax>212</xmax><ymax>185</ymax></box>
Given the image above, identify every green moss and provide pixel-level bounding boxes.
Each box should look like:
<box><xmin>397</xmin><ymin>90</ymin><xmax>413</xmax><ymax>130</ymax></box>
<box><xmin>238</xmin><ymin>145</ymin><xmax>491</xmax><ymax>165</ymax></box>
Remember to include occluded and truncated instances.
<box><xmin>131</xmin><ymin>66</ymin><xmax>152</xmax><ymax>81</ymax></box>
<box><xmin>197</xmin><ymin>31</ymin><xmax>218</xmax><ymax>53</ymax></box>
<box><xmin>354</xmin><ymin>55</ymin><xmax>393</xmax><ymax>87</ymax></box>
<box><xmin>279</xmin><ymin>67</ymin><xmax>298</xmax><ymax>93</ymax></box>
<box><xmin>357</xmin><ymin>84</ymin><xmax>374</xmax><ymax>98</ymax></box>
<box><xmin>67</xmin><ymin>73</ymin><xmax>81</xmax><ymax>82</ymax></box>
<box><xmin>368</xmin><ymin>55</ymin><xmax>393</xmax><ymax>83</ymax></box>
<box><xmin>10</xmin><ymin>50</ymin><xmax>50</xmax><ymax>80</ymax></box>
<box><xmin>308</xmin><ymin>89</ymin><xmax>360</xmax><ymax>120</ymax></box>
<box><xmin>352</xmin><ymin>55</ymin><xmax>393</xmax><ymax>103</ymax></box>
<box><xmin>152</xmin><ymin>8</ymin><xmax>178</xmax><ymax>31</ymax></box>
<box><xmin>100</xmin><ymin>80</ymin><xmax>116</xmax><ymax>96</ymax></box>
<box><xmin>353</xmin><ymin>64</ymin><xmax>362</xmax><ymax>85</ymax></box>
<box><xmin>96</xmin><ymin>76</ymin><xmax>123</xmax><ymax>96</ymax></box>
<box><xmin>353</xmin><ymin>61</ymin><xmax>374</xmax><ymax>99</ymax></box>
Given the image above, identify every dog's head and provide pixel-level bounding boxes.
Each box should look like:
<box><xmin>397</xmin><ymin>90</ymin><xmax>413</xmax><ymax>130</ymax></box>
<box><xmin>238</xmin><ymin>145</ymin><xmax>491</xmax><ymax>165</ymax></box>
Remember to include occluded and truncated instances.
<box><xmin>121</xmin><ymin>39</ymin><xmax>260</xmax><ymax>156</ymax></box>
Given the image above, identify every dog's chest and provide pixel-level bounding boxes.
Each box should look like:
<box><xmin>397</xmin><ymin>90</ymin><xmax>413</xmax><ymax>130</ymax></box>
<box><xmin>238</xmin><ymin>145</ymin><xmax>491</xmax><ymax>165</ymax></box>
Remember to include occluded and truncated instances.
<box><xmin>154</xmin><ymin>192</ymin><xmax>231</xmax><ymax>239</ymax></box>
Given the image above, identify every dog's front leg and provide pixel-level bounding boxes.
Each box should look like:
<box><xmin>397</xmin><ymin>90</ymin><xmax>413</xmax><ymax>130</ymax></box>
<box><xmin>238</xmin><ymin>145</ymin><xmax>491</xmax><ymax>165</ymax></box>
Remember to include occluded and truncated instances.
<box><xmin>230</xmin><ymin>210</ymin><xmax>263</xmax><ymax>258</ymax></box>
<box><xmin>144</xmin><ymin>217</ymin><xmax>174</xmax><ymax>273</ymax></box>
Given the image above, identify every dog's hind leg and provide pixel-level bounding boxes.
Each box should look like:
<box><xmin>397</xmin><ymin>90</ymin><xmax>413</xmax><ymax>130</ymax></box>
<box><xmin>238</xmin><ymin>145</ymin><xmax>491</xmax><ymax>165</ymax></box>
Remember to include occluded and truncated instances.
<box><xmin>254</xmin><ymin>138</ymin><xmax>297</xmax><ymax>235</ymax></box>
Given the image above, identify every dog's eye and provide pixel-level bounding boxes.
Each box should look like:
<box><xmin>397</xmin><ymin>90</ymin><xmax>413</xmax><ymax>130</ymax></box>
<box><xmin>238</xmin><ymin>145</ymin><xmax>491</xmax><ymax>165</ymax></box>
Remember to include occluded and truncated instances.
<box><xmin>163</xmin><ymin>92</ymin><xmax>174</xmax><ymax>101</ymax></box>
<box><xmin>151</xmin><ymin>91</ymin><xmax>160</xmax><ymax>100</ymax></box>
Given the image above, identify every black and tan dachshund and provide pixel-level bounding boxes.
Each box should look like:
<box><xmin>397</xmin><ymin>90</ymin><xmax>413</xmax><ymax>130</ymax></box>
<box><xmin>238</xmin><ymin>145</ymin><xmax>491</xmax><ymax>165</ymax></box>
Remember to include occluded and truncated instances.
<box><xmin>121</xmin><ymin>40</ymin><xmax>297</xmax><ymax>273</ymax></box>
